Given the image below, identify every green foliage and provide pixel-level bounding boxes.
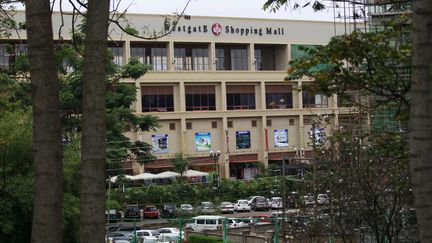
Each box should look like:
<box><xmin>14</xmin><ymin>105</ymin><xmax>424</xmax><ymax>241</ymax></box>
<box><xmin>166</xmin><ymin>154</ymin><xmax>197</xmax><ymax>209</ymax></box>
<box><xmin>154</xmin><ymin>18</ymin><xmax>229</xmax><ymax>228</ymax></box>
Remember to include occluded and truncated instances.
<box><xmin>121</xmin><ymin>57</ymin><xmax>151</xmax><ymax>80</ymax></box>
<box><xmin>188</xmin><ymin>234</ymin><xmax>228</xmax><ymax>243</ymax></box>
<box><xmin>124</xmin><ymin>25</ymin><xmax>139</xmax><ymax>36</ymax></box>
<box><xmin>0</xmin><ymin>110</ymin><xmax>33</xmax><ymax>243</ymax></box>
<box><xmin>287</xmin><ymin>29</ymin><xmax>411</xmax><ymax>118</ymax></box>
<box><xmin>172</xmin><ymin>153</ymin><xmax>190</xmax><ymax>179</ymax></box>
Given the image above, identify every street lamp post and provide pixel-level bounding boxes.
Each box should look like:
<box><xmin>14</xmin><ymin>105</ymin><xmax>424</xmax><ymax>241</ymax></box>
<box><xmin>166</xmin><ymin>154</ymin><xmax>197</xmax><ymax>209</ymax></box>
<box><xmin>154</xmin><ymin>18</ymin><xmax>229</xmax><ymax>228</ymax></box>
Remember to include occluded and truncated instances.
<box><xmin>210</xmin><ymin>150</ymin><xmax>221</xmax><ymax>188</ymax></box>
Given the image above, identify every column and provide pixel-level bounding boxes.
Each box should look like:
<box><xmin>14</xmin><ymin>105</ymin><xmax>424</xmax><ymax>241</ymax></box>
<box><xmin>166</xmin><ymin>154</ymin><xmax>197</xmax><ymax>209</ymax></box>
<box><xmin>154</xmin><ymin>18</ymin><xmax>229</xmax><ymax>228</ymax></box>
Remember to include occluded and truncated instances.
<box><xmin>249</xmin><ymin>43</ymin><xmax>255</xmax><ymax>71</ymax></box>
<box><xmin>260</xmin><ymin>115</ymin><xmax>269</xmax><ymax>168</ymax></box>
<box><xmin>124</xmin><ymin>40</ymin><xmax>131</xmax><ymax>63</ymax></box>
<box><xmin>181</xmin><ymin>118</ymin><xmax>187</xmax><ymax>155</ymax></box>
<box><xmin>210</xmin><ymin>42</ymin><xmax>216</xmax><ymax>71</ymax></box>
<box><xmin>168</xmin><ymin>41</ymin><xmax>174</xmax><ymax>71</ymax></box>
<box><xmin>221</xmin><ymin>81</ymin><xmax>227</xmax><ymax>111</ymax></box>
<box><xmin>179</xmin><ymin>81</ymin><xmax>186</xmax><ymax>112</ymax></box>
<box><xmin>222</xmin><ymin>116</ymin><xmax>230</xmax><ymax>179</ymax></box>
<box><xmin>260</xmin><ymin>81</ymin><xmax>266</xmax><ymax>110</ymax></box>
<box><xmin>297</xmin><ymin>80</ymin><xmax>303</xmax><ymax>109</ymax></box>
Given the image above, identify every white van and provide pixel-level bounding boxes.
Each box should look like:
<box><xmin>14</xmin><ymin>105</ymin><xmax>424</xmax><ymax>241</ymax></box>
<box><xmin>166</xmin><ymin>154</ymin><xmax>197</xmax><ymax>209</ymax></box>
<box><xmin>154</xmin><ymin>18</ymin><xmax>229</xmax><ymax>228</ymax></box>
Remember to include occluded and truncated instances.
<box><xmin>186</xmin><ymin>215</ymin><xmax>226</xmax><ymax>232</ymax></box>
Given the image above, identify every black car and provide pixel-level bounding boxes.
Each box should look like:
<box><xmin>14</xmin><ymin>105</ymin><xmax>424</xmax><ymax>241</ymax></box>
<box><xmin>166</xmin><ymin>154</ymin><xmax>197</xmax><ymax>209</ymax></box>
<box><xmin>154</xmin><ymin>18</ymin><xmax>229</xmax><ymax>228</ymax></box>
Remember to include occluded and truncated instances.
<box><xmin>106</xmin><ymin>209</ymin><xmax>120</xmax><ymax>221</ymax></box>
<box><xmin>125</xmin><ymin>204</ymin><xmax>140</xmax><ymax>219</ymax></box>
<box><xmin>162</xmin><ymin>203</ymin><xmax>176</xmax><ymax>218</ymax></box>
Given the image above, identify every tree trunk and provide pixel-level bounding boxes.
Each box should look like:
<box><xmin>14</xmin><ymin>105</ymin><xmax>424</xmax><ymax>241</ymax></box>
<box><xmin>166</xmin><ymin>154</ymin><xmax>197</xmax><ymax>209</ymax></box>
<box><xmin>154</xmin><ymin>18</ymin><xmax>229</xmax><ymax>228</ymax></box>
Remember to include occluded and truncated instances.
<box><xmin>409</xmin><ymin>0</ymin><xmax>432</xmax><ymax>241</ymax></box>
<box><xmin>79</xmin><ymin>1</ymin><xmax>110</xmax><ymax>242</ymax></box>
<box><xmin>26</xmin><ymin>1</ymin><xmax>63</xmax><ymax>242</ymax></box>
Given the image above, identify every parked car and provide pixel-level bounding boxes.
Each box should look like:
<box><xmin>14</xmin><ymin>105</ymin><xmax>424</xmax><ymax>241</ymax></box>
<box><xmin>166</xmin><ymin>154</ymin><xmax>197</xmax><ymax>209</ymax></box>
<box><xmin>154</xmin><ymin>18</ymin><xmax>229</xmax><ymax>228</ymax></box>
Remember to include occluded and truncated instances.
<box><xmin>157</xmin><ymin>233</ymin><xmax>181</xmax><ymax>243</ymax></box>
<box><xmin>227</xmin><ymin>218</ymin><xmax>246</xmax><ymax>228</ymax></box>
<box><xmin>317</xmin><ymin>193</ymin><xmax>330</xmax><ymax>205</ymax></box>
<box><xmin>219</xmin><ymin>202</ymin><xmax>234</xmax><ymax>214</ymax></box>
<box><xmin>157</xmin><ymin>227</ymin><xmax>185</xmax><ymax>241</ymax></box>
<box><xmin>270</xmin><ymin>197</ymin><xmax>283</xmax><ymax>209</ymax></box>
<box><xmin>136</xmin><ymin>229</ymin><xmax>160</xmax><ymax>242</ymax></box>
<box><xmin>106</xmin><ymin>231</ymin><xmax>134</xmax><ymax>242</ymax></box>
<box><xmin>246</xmin><ymin>196</ymin><xmax>263</xmax><ymax>206</ymax></box>
<box><xmin>303</xmin><ymin>195</ymin><xmax>315</xmax><ymax>206</ymax></box>
<box><xmin>179</xmin><ymin>203</ymin><xmax>194</xmax><ymax>213</ymax></box>
<box><xmin>186</xmin><ymin>215</ymin><xmax>226</xmax><ymax>232</ymax></box>
<box><xmin>251</xmin><ymin>197</ymin><xmax>270</xmax><ymax>211</ymax></box>
<box><xmin>144</xmin><ymin>205</ymin><xmax>159</xmax><ymax>219</ymax></box>
<box><xmin>105</xmin><ymin>209</ymin><xmax>120</xmax><ymax>221</ymax></box>
<box><xmin>125</xmin><ymin>204</ymin><xmax>140</xmax><ymax>219</ymax></box>
<box><xmin>161</xmin><ymin>203</ymin><xmax>176</xmax><ymax>218</ymax></box>
<box><xmin>251</xmin><ymin>215</ymin><xmax>271</xmax><ymax>224</ymax></box>
<box><xmin>200</xmin><ymin>201</ymin><xmax>216</xmax><ymax>213</ymax></box>
<box><xmin>234</xmin><ymin>200</ymin><xmax>251</xmax><ymax>212</ymax></box>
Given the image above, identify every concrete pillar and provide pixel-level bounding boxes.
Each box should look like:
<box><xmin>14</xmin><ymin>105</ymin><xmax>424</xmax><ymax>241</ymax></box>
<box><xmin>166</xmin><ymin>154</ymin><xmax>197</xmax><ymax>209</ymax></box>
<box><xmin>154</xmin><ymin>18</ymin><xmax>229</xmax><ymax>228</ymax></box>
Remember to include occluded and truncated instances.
<box><xmin>210</xmin><ymin>42</ymin><xmax>216</xmax><ymax>71</ymax></box>
<box><xmin>124</xmin><ymin>40</ymin><xmax>131</xmax><ymax>63</ymax></box>
<box><xmin>221</xmin><ymin>81</ymin><xmax>227</xmax><ymax>111</ymax></box>
<box><xmin>181</xmin><ymin>118</ymin><xmax>187</xmax><ymax>155</ymax></box>
<box><xmin>168</xmin><ymin>41</ymin><xmax>174</xmax><ymax>71</ymax></box>
<box><xmin>265</xmin><ymin>230</ymin><xmax>275</xmax><ymax>243</ymax></box>
<box><xmin>222</xmin><ymin>116</ymin><xmax>230</xmax><ymax>179</ymax></box>
<box><xmin>297</xmin><ymin>80</ymin><xmax>303</xmax><ymax>109</ymax></box>
<box><xmin>260</xmin><ymin>115</ymin><xmax>268</xmax><ymax>169</ymax></box>
<box><xmin>179</xmin><ymin>81</ymin><xmax>186</xmax><ymax>112</ymax></box>
<box><xmin>249</xmin><ymin>43</ymin><xmax>255</xmax><ymax>71</ymax></box>
<box><xmin>241</xmin><ymin>230</ymin><xmax>250</xmax><ymax>243</ymax></box>
<box><xmin>135</xmin><ymin>81</ymin><xmax>142</xmax><ymax>113</ymax></box>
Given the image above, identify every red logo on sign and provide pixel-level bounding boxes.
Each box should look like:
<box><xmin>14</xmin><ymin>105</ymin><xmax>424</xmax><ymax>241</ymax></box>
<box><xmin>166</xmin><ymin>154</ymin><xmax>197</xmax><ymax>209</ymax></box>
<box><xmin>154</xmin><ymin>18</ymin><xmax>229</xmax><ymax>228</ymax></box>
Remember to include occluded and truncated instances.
<box><xmin>212</xmin><ymin>23</ymin><xmax>222</xmax><ymax>36</ymax></box>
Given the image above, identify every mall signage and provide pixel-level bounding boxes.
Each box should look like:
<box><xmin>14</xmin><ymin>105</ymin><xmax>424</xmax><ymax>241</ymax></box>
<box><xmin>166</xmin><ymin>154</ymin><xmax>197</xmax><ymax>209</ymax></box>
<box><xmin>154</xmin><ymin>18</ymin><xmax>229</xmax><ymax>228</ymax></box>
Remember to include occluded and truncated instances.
<box><xmin>169</xmin><ymin>23</ymin><xmax>285</xmax><ymax>36</ymax></box>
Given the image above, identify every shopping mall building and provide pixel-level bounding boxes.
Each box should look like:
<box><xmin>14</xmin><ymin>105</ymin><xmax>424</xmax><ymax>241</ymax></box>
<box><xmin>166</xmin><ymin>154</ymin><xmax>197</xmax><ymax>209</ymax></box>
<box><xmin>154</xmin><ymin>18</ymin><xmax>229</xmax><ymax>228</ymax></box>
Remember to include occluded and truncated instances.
<box><xmin>5</xmin><ymin>12</ymin><xmax>352</xmax><ymax>179</ymax></box>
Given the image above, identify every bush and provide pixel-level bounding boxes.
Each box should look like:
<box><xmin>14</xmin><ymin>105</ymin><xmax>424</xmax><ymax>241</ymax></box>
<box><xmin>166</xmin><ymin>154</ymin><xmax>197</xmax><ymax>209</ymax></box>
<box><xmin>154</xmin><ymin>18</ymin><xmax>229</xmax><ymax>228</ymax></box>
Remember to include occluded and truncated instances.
<box><xmin>188</xmin><ymin>235</ymin><xmax>227</xmax><ymax>243</ymax></box>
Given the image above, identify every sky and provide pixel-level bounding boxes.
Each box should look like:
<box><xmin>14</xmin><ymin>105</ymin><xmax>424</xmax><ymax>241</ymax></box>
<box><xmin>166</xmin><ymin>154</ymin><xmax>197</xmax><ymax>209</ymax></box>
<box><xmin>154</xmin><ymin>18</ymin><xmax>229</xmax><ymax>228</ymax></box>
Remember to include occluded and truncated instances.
<box><xmin>12</xmin><ymin>0</ymin><xmax>338</xmax><ymax>21</ymax></box>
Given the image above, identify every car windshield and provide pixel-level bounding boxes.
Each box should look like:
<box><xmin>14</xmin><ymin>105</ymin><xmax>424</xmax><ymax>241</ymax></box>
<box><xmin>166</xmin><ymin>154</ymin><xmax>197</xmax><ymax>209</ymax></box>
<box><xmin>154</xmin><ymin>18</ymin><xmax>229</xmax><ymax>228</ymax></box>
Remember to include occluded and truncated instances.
<box><xmin>273</xmin><ymin>198</ymin><xmax>282</xmax><ymax>202</ymax></box>
<box><xmin>238</xmin><ymin>200</ymin><xmax>248</xmax><ymax>204</ymax></box>
<box><xmin>221</xmin><ymin>202</ymin><xmax>232</xmax><ymax>206</ymax></box>
<box><xmin>203</xmin><ymin>202</ymin><xmax>214</xmax><ymax>208</ymax></box>
<box><xmin>165</xmin><ymin>204</ymin><xmax>175</xmax><ymax>209</ymax></box>
<box><xmin>146</xmin><ymin>207</ymin><xmax>157</xmax><ymax>211</ymax></box>
<box><xmin>257</xmin><ymin>198</ymin><xmax>267</xmax><ymax>203</ymax></box>
<box><xmin>182</xmin><ymin>204</ymin><xmax>192</xmax><ymax>209</ymax></box>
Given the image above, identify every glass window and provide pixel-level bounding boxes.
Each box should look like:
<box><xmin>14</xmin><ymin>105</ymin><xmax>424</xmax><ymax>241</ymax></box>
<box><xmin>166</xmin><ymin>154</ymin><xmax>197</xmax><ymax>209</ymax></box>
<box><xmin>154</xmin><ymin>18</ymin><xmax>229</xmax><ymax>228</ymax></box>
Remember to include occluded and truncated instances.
<box><xmin>185</xmin><ymin>86</ymin><xmax>216</xmax><ymax>111</ymax></box>
<box><xmin>141</xmin><ymin>86</ymin><xmax>174</xmax><ymax>112</ymax></box>
<box><xmin>108</xmin><ymin>45</ymin><xmax>124</xmax><ymax>66</ymax></box>
<box><xmin>216</xmin><ymin>45</ymin><xmax>248</xmax><ymax>70</ymax></box>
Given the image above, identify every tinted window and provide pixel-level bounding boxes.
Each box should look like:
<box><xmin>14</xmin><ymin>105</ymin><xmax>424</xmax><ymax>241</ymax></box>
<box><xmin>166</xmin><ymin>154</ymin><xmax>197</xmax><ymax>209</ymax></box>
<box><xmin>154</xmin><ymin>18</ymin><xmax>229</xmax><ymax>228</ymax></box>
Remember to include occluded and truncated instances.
<box><xmin>206</xmin><ymin>219</ymin><xmax>216</xmax><ymax>224</ymax></box>
<box><xmin>197</xmin><ymin>219</ymin><xmax>205</xmax><ymax>224</ymax></box>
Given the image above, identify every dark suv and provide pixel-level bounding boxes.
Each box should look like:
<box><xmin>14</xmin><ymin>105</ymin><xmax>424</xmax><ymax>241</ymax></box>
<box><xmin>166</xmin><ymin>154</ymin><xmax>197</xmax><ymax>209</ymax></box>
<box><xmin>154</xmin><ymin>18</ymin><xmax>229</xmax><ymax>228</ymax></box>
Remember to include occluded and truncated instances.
<box><xmin>161</xmin><ymin>203</ymin><xmax>176</xmax><ymax>218</ymax></box>
<box><xmin>252</xmin><ymin>197</ymin><xmax>270</xmax><ymax>211</ymax></box>
<box><xmin>125</xmin><ymin>204</ymin><xmax>140</xmax><ymax>219</ymax></box>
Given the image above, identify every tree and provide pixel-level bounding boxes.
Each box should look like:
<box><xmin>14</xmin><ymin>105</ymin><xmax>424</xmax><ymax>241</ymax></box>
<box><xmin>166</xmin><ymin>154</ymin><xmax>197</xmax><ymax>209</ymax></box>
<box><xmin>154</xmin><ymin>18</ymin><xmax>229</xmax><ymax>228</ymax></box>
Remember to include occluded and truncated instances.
<box><xmin>25</xmin><ymin>1</ymin><xmax>64</xmax><ymax>242</ymax></box>
<box><xmin>79</xmin><ymin>0</ymin><xmax>110</xmax><ymax>242</ymax></box>
<box><xmin>409</xmin><ymin>0</ymin><xmax>432</xmax><ymax>241</ymax></box>
<box><xmin>172</xmin><ymin>153</ymin><xmax>190</xmax><ymax>182</ymax></box>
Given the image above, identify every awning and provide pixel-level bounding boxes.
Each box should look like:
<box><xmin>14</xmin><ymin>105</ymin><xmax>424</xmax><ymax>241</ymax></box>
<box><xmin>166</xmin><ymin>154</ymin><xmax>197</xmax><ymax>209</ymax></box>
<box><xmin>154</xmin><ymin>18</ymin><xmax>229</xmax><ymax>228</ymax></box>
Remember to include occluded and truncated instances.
<box><xmin>131</xmin><ymin>172</ymin><xmax>156</xmax><ymax>180</ymax></box>
<box><xmin>183</xmin><ymin>169</ymin><xmax>209</xmax><ymax>177</ymax></box>
<box><xmin>229</xmin><ymin>154</ymin><xmax>258</xmax><ymax>164</ymax></box>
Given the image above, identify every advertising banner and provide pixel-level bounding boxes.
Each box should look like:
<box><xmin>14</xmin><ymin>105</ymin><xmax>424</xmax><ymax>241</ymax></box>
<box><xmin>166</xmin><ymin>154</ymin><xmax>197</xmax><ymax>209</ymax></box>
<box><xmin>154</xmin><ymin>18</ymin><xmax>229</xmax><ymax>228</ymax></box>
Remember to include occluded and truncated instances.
<box><xmin>152</xmin><ymin>134</ymin><xmax>168</xmax><ymax>153</ymax></box>
<box><xmin>195</xmin><ymin>132</ymin><xmax>211</xmax><ymax>151</ymax></box>
<box><xmin>236</xmin><ymin>131</ymin><xmax>251</xmax><ymax>149</ymax></box>
<box><xmin>274</xmin><ymin>129</ymin><xmax>289</xmax><ymax>147</ymax></box>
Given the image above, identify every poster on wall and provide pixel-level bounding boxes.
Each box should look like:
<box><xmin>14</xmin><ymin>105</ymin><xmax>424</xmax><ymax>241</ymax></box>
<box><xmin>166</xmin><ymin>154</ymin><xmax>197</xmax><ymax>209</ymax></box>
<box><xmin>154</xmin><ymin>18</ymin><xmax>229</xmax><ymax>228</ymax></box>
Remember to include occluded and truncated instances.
<box><xmin>309</xmin><ymin>127</ymin><xmax>325</xmax><ymax>145</ymax></box>
<box><xmin>236</xmin><ymin>131</ymin><xmax>251</xmax><ymax>149</ymax></box>
<box><xmin>274</xmin><ymin>129</ymin><xmax>289</xmax><ymax>147</ymax></box>
<box><xmin>151</xmin><ymin>134</ymin><xmax>168</xmax><ymax>153</ymax></box>
<box><xmin>195</xmin><ymin>132</ymin><xmax>211</xmax><ymax>151</ymax></box>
